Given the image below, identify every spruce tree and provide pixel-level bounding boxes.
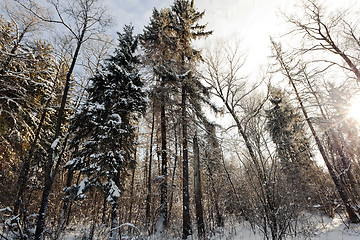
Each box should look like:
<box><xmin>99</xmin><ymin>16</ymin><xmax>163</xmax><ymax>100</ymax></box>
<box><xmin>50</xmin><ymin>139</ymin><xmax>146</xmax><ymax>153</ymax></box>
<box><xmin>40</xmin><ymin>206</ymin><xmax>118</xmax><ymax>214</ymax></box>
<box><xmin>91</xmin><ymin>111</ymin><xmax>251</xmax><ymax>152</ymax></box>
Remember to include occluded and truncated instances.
<box><xmin>169</xmin><ymin>1</ymin><xmax>212</xmax><ymax>238</ymax></box>
<box><xmin>266</xmin><ymin>89</ymin><xmax>316</xmax><ymax>205</ymax></box>
<box><xmin>66</xmin><ymin>25</ymin><xmax>146</xmax><ymax>240</ymax></box>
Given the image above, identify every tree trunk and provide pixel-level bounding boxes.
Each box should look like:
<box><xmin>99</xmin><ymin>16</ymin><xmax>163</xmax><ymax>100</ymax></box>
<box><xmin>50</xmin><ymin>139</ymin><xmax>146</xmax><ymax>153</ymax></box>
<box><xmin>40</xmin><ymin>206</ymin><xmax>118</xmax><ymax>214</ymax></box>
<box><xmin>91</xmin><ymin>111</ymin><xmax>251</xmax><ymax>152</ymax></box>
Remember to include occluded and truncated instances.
<box><xmin>14</xmin><ymin>105</ymin><xmax>48</xmax><ymax>215</ymax></box>
<box><xmin>110</xmin><ymin>201</ymin><xmax>119</xmax><ymax>240</ymax></box>
<box><xmin>145</xmin><ymin>109</ymin><xmax>155</xmax><ymax>233</ymax></box>
<box><xmin>290</xmin><ymin>64</ymin><xmax>359</xmax><ymax>224</ymax></box>
<box><xmin>272</xmin><ymin>41</ymin><xmax>360</xmax><ymax>223</ymax></box>
<box><xmin>102</xmin><ymin>197</ymin><xmax>107</xmax><ymax>224</ymax></box>
<box><xmin>128</xmin><ymin>162</ymin><xmax>136</xmax><ymax>223</ymax></box>
<box><xmin>205</xmin><ymin>158</ymin><xmax>224</xmax><ymax>227</ymax></box>
<box><xmin>182</xmin><ymin>85</ymin><xmax>192</xmax><ymax>239</ymax></box>
<box><xmin>193</xmin><ymin>133</ymin><xmax>205</xmax><ymax>239</ymax></box>
<box><xmin>168</xmin><ymin>124</ymin><xmax>179</xmax><ymax>223</ymax></box>
<box><xmin>14</xmin><ymin>64</ymin><xmax>60</xmax><ymax>215</ymax></box>
<box><xmin>34</xmin><ymin>26</ymin><xmax>86</xmax><ymax>238</ymax></box>
<box><xmin>203</xmin><ymin>122</ymin><xmax>224</xmax><ymax>227</ymax></box>
<box><xmin>305</xmin><ymin>76</ymin><xmax>360</xmax><ymax>202</ymax></box>
<box><xmin>157</xmin><ymin>91</ymin><xmax>168</xmax><ymax>232</ymax></box>
<box><xmin>128</xmin><ymin>136</ymin><xmax>138</xmax><ymax>224</ymax></box>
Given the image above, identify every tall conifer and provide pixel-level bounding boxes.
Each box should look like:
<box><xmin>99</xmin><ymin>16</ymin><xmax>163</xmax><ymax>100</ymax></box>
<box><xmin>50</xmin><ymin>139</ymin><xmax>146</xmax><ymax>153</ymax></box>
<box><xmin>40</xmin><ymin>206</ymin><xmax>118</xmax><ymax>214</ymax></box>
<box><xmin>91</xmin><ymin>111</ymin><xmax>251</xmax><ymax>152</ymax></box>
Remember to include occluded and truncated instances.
<box><xmin>169</xmin><ymin>1</ymin><xmax>212</xmax><ymax>238</ymax></box>
<box><xmin>66</xmin><ymin>25</ymin><xmax>146</xmax><ymax>239</ymax></box>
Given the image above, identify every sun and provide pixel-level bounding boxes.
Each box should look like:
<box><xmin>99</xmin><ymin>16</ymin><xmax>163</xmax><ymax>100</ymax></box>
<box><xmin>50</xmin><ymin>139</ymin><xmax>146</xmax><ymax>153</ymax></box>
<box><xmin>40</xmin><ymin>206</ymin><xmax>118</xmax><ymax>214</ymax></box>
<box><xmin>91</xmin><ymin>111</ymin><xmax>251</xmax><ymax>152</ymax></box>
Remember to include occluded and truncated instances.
<box><xmin>348</xmin><ymin>95</ymin><xmax>360</xmax><ymax>123</ymax></box>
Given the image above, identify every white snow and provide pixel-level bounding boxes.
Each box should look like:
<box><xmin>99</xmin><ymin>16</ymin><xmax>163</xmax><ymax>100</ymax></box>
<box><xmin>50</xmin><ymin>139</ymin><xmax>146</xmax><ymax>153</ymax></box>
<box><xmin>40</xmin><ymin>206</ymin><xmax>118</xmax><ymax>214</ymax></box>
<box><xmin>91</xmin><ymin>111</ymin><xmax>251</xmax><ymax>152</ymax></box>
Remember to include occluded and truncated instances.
<box><xmin>88</xmin><ymin>102</ymin><xmax>105</xmax><ymax>111</ymax></box>
<box><xmin>76</xmin><ymin>177</ymin><xmax>89</xmax><ymax>198</ymax></box>
<box><xmin>51</xmin><ymin>137</ymin><xmax>60</xmax><ymax>149</ymax></box>
<box><xmin>206</xmin><ymin>216</ymin><xmax>360</xmax><ymax>240</ymax></box>
<box><xmin>109</xmin><ymin>113</ymin><xmax>122</xmax><ymax>124</ymax></box>
<box><xmin>46</xmin><ymin>215</ymin><xmax>360</xmax><ymax>240</ymax></box>
<box><xmin>0</xmin><ymin>207</ymin><xmax>12</xmax><ymax>213</ymax></box>
<box><xmin>109</xmin><ymin>180</ymin><xmax>121</xmax><ymax>199</ymax></box>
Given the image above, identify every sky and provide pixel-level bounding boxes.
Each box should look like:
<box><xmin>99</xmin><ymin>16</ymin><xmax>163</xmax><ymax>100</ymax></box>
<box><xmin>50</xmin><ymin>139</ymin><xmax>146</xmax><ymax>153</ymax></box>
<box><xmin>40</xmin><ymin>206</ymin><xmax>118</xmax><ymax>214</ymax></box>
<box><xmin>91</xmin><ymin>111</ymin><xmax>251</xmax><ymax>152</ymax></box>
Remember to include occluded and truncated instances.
<box><xmin>103</xmin><ymin>0</ymin><xmax>292</xmax><ymax>73</ymax></box>
<box><xmin>101</xmin><ymin>0</ymin><xmax>360</xmax><ymax>79</ymax></box>
<box><xmin>2</xmin><ymin>0</ymin><xmax>357</xmax><ymax>77</ymax></box>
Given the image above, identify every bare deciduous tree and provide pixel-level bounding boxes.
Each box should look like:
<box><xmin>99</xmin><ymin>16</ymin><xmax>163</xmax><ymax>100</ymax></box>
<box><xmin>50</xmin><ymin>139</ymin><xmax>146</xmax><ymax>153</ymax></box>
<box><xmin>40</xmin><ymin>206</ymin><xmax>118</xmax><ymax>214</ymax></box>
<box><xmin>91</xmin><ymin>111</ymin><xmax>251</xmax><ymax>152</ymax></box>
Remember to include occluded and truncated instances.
<box><xmin>271</xmin><ymin>39</ymin><xmax>360</xmax><ymax>223</ymax></box>
<box><xmin>15</xmin><ymin>0</ymin><xmax>112</xmax><ymax>238</ymax></box>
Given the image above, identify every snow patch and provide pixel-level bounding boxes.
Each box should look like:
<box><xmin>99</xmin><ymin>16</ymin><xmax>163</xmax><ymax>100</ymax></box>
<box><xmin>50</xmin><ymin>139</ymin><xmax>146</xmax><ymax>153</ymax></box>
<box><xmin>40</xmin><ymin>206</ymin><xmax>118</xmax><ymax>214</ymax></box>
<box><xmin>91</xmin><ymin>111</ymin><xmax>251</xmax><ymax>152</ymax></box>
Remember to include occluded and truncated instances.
<box><xmin>51</xmin><ymin>137</ymin><xmax>60</xmax><ymax>149</ymax></box>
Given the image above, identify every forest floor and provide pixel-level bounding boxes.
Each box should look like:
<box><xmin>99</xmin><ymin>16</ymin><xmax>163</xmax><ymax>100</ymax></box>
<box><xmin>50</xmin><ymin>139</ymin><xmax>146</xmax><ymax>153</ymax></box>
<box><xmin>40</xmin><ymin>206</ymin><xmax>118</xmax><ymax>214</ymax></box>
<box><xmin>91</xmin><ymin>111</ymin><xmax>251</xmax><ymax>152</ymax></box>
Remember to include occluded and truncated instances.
<box><xmin>208</xmin><ymin>215</ymin><xmax>360</xmax><ymax>240</ymax></box>
<box><xmin>59</xmin><ymin>214</ymin><xmax>360</xmax><ymax>239</ymax></box>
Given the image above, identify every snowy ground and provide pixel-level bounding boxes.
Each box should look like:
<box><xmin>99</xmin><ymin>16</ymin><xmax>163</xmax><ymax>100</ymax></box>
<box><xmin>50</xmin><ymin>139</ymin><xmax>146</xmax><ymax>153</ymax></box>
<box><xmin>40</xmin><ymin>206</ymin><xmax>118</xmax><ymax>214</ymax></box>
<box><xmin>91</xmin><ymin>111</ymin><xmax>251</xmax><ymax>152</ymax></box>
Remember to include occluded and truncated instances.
<box><xmin>49</xmin><ymin>215</ymin><xmax>360</xmax><ymax>239</ymax></box>
<box><xmin>207</xmin><ymin>216</ymin><xmax>360</xmax><ymax>240</ymax></box>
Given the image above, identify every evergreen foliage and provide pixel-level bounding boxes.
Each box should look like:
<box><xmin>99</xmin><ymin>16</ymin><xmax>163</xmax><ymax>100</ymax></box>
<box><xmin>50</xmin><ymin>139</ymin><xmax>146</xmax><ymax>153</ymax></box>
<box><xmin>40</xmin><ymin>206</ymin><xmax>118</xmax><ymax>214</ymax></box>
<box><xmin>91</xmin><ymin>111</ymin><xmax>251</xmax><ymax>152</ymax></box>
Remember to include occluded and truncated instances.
<box><xmin>67</xmin><ymin>25</ymin><xmax>146</xmax><ymax>207</ymax></box>
<box><xmin>266</xmin><ymin>89</ymin><xmax>318</xmax><ymax>203</ymax></box>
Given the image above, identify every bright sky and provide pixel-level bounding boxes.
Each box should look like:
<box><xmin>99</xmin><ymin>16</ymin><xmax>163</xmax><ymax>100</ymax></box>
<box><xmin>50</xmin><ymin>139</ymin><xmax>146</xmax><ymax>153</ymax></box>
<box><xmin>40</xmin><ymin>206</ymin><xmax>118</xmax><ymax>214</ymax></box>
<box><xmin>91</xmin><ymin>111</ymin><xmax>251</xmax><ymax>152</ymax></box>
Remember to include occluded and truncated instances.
<box><xmin>2</xmin><ymin>0</ymin><xmax>357</xmax><ymax>76</ymax></box>
<box><xmin>102</xmin><ymin>0</ymin><xmax>360</xmax><ymax>78</ymax></box>
<box><xmin>104</xmin><ymin>0</ymin><xmax>292</xmax><ymax>73</ymax></box>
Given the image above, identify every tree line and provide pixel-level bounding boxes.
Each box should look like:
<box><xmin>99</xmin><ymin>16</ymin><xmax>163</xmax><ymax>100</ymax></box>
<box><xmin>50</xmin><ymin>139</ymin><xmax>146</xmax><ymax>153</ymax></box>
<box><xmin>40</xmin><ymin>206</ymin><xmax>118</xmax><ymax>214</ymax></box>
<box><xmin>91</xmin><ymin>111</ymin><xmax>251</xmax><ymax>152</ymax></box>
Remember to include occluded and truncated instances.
<box><xmin>1</xmin><ymin>0</ymin><xmax>360</xmax><ymax>240</ymax></box>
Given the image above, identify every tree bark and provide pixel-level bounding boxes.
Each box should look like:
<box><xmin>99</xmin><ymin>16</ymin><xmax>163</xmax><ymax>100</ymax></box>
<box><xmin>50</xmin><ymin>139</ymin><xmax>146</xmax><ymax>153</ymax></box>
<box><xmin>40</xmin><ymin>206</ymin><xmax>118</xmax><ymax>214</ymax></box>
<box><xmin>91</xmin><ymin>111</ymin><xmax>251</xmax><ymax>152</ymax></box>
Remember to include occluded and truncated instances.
<box><xmin>205</xmin><ymin>157</ymin><xmax>224</xmax><ymax>227</ymax></box>
<box><xmin>157</xmin><ymin>89</ymin><xmax>168</xmax><ymax>231</ymax></box>
<box><xmin>203</xmin><ymin>122</ymin><xmax>224</xmax><ymax>227</ymax></box>
<box><xmin>13</xmin><ymin>60</ymin><xmax>61</xmax><ymax>215</ymax></box>
<box><xmin>145</xmin><ymin>109</ymin><xmax>155</xmax><ymax>233</ymax></box>
<box><xmin>128</xmin><ymin>162</ymin><xmax>136</xmax><ymax>223</ymax></box>
<box><xmin>168</xmin><ymin>123</ymin><xmax>179</xmax><ymax>223</ymax></box>
<box><xmin>102</xmin><ymin>197</ymin><xmax>107</xmax><ymax>224</ymax></box>
<box><xmin>110</xmin><ymin>201</ymin><xmax>119</xmax><ymax>240</ymax></box>
<box><xmin>182</xmin><ymin>85</ymin><xmax>192</xmax><ymax>239</ymax></box>
<box><xmin>13</xmin><ymin>104</ymin><xmax>48</xmax><ymax>215</ymax></box>
<box><xmin>34</xmin><ymin>23</ymin><xmax>86</xmax><ymax>239</ymax></box>
<box><xmin>193</xmin><ymin>133</ymin><xmax>205</xmax><ymax>239</ymax></box>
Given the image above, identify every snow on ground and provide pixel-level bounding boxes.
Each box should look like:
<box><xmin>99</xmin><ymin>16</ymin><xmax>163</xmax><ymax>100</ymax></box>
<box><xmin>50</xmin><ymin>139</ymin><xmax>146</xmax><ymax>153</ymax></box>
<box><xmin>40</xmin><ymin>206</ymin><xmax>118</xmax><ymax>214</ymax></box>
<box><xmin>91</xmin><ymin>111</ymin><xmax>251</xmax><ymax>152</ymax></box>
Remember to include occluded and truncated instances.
<box><xmin>208</xmin><ymin>216</ymin><xmax>360</xmax><ymax>240</ymax></box>
<box><xmin>58</xmin><ymin>215</ymin><xmax>360</xmax><ymax>239</ymax></box>
<box><xmin>304</xmin><ymin>216</ymin><xmax>360</xmax><ymax>240</ymax></box>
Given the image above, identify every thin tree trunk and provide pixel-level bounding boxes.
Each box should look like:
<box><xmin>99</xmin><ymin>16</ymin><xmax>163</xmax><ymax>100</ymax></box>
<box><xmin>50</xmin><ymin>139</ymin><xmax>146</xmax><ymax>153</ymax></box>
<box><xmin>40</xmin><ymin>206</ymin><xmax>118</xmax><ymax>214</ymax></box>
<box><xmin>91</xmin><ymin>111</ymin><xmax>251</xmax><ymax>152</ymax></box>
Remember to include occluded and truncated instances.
<box><xmin>203</xmin><ymin>122</ymin><xmax>224</xmax><ymax>227</ymax></box>
<box><xmin>110</xmin><ymin>201</ymin><xmax>119</xmax><ymax>240</ymax></box>
<box><xmin>14</xmin><ymin>63</ymin><xmax>61</xmax><ymax>215</ymax></box>
<box><xmin>34</xmin><ymin>22</ymin><xmax>87</xmax><ymax>238</ymax></box>
<box><xmin>205</xmin><ymin>158</ymin><xmax>224</xmax><ymax>227</ymax></box>
<box><xmin>168</xmin><ymin>124</ymin><xmax>178</xmax><ymax>222</ymax></box>
<box><xmin>145</xmin><ymin>109</ymin><xmax>155</xmax><ymax>233</ymax></box>
<box><xmin>193</xmin><ymin>133</ymin><xmax>205</xmax><ymax>239</ymax></box>
<box><xmin>13</xmin><ymin>105</ymin><xmax>48</xmax><ymax>215</ymax></box>
<box><xmin>102</xmin><ymin>197</ymin><xmax>107</xmax><ymax>225</ymax></box>
<box><xmin>0</xmin><ymin>27</ymin><xmax>28</xmax><ymax>75</ymax></box>
<box><xmin>128</xmin><ymin>161</ymin><xmax>136</xmax><ymax>223</ymax></box>
<box><xmin>182</xmin><ymin>85</ymin><xmax>191</xmax><ymax>239</ymax></box>
<box><xmin>54</xmin><ymin>168</ymin><xmax>76</xmax><ymax>239</ymax></box>
<box><xmin>128</xmin><ymin>131</ymin><xmax>138</xmax><ymax>224</ymax></box>
<box><xmin>158</xmin><ymin>92</ymin><xmax>168</xmax><ymax>232</ymax></box>
<box><xmin>291</xmin><ymin>65</ymin><xmax>359</xmax><ymax>224</ymax></box>
<box><xmin>272</xmin><ymin>40</ymin><xmax>360</xmax><ymax>223</ymax></box>
<box><xmin>304</xmin><ymin>73</ymin><xmax>360</xmax><ymax>201</ymax></box>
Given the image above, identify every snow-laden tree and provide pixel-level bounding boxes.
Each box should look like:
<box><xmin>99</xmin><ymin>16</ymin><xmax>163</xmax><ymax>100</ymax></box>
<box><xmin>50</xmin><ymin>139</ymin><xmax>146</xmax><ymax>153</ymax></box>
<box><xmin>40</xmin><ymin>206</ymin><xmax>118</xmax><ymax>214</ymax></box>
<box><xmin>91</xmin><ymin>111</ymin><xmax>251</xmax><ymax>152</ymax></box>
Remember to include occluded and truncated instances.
<box><xmin>0</xmin><ymin>14</ymin><xmax>69</xmax><ymax>239</ymax></box>
<box><xmin>0</xmin><ymin>16</ymin><xmax>59</xmax><ymax>205</ymax></box>
<box><xmin>66</xmin><ymin>25</ymin><xmax>146</xmax><ymax>240</ymax></box>
<box><xmin>266</xmin><ymin>89</ymin><xmax>319</xmax><ymax>205</ymax></box>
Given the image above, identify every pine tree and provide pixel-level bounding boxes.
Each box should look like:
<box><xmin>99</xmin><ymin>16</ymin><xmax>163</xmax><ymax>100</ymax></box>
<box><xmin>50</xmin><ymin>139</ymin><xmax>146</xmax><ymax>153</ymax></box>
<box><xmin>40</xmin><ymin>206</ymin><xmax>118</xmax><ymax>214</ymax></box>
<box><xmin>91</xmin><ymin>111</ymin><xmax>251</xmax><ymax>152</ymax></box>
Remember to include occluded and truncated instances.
<box><xmin>169</xmin><ymin>1</ymin><xmax>212</xmax><ymax>238</ymax></box>
<box><xmin>141</xmin><ymin>7</ymin><xmax>178</xmax><ymax>232</ymax></box>
<box><xmin>66</xmin><ymin>25</ymin><xmax>146</xmax><ymax>240</ymax></box>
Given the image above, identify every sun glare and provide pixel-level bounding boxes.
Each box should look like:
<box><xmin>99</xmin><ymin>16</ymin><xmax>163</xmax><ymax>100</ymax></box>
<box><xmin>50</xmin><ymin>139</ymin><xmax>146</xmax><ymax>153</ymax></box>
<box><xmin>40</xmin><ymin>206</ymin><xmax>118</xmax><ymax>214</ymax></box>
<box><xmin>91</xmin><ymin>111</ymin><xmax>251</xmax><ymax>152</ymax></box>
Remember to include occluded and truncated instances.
<box><xmin>348</xmin><ymin>95</ymin><xmax>360</xmax><ymax>123</ymax></box>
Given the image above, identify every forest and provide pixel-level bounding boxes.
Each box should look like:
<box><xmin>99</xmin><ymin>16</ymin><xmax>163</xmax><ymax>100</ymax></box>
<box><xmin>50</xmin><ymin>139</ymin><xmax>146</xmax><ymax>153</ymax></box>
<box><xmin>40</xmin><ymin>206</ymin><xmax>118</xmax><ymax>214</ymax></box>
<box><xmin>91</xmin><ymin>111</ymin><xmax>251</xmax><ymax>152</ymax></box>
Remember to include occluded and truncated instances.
<box><xmin>1</xmin><ymin>0</ymin><xmax>360</xmax><ymax>239</ymax></box>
